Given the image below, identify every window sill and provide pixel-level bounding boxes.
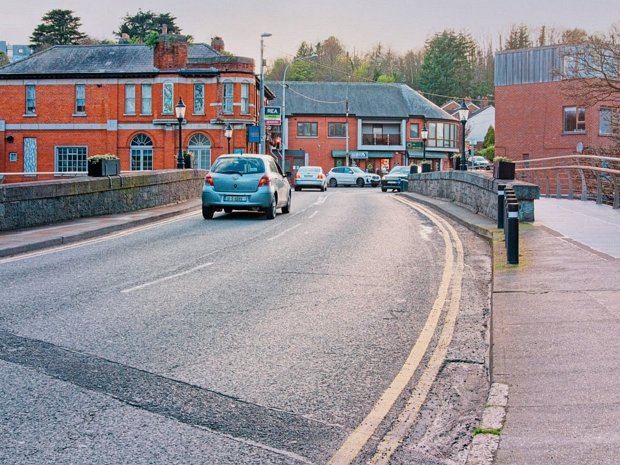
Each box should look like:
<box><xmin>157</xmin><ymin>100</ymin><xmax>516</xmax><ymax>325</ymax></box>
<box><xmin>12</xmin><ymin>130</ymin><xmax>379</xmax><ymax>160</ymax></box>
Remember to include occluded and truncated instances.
<box><xmin>72</xmin><ymin>113</ymin><xmax>87</xmax><ymax>117</ymax></box>
<box><xmin>562</xmin><ymin>131</ymin><xmax>586</xmax><ymax>135</ymax></box>
<box><xmin>123</xmin><ymin>113</ymin><xmax>137</xmax><ymax>117</ymax></box>
<box><xmin>23</xmin><ymin>113</ymin><xmax>37</xmax><ymax>117</ymax></box>
<box><xmin>297</xmin><ymin>136</ymin><xmax>318</xmax><ymax>139</ymax></box>
<box><xmin>192</xmin><ymin>113</ymin><xmax>205</xmax><ymax>116</ymax></box>
<box><xmin>140</xmin><ymin>114</ymin><xmax>153</xmax><ymax>116</ymax></box>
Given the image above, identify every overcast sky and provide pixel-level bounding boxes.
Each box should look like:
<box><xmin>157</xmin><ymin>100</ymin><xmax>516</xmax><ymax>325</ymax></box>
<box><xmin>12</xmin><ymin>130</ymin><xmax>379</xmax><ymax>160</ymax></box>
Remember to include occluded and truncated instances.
<box><xmin>5</xmin><ymin>0</ymin><xmax>619</xmax><ymax>63</ymax></box>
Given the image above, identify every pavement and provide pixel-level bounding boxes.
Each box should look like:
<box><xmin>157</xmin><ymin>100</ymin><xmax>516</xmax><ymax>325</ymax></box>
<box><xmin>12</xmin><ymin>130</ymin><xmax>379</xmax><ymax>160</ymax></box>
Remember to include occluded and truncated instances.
<box><xmin>1</xmin><ymin>194</ymin><xmax>619</xmax><ymax>464</ymax></box>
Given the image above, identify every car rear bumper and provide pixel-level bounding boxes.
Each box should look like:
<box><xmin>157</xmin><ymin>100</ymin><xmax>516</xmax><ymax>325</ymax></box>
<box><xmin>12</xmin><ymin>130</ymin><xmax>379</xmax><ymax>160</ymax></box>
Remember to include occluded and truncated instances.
<box><xmin>295</xmin><ymin>179</ymin><xmax>325</xmax><ymax>188</ymax></box>
<box><xmin>202</xmin><ymin>188</ymin><xmax>273</xmax><ymax>209</ymax></box>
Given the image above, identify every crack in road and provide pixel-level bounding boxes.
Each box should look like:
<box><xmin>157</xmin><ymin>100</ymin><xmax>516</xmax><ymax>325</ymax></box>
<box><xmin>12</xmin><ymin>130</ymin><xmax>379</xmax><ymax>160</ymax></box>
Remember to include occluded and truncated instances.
<box><xmin>0</xmin><ymin>329</ymin><xmax>342</xmax><ymax>463</ymax></box>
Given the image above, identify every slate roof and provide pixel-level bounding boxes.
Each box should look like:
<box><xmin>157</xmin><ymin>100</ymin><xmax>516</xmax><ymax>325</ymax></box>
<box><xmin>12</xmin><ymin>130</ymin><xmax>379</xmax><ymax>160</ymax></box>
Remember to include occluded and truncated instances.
<box><xmin>266</xmin><ymin>81</ymin><xmax>455</xmax><ymax>120</ymax></box>
<box><xmin>0</xmin><ymin>43</ymin><xmax>220</xmax><ymax>77</ymax></box>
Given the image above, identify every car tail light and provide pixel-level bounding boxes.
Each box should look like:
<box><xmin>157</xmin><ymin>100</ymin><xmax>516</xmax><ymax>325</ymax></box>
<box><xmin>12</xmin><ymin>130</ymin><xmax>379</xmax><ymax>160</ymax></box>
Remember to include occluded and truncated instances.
<box><xmin>317</xmin><ymin>173</ymin><xmax>324</xmax><ymax>179</ymax></box>
<box><xmin>295</xmin><ymin>172</ymin><xmax>301</xmax><ymax>179</ymax></box>
<box><xmin>258</xmin><ymin>175</ymin><xmax>271</xmax><ymax>187</ymax></box>
<box><xmin>205</xmin><ymin>174</ymin><xmax>214</xmax><ymax>186</ymax></box>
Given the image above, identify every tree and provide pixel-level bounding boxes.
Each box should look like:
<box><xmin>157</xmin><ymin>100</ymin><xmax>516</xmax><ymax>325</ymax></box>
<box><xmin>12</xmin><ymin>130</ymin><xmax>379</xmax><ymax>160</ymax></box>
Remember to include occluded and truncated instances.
<box><xmin>560</xmin><ymin>28</ymin><xmax>589</xmax><ymax>45</ymax></box>
<box><xmin>0</xmin><ymin>51</ymin><xmax>9</xmax><ymax>66</ymax></box>
<box><xmin>418</xmin><ymin>31</ymin><xmax>480</xmax><ymax>105</ymax></box>
<box><xmin>505</xmin><ymin>24</ymin><xmax>532</xmax><ymax>50</ymax></box>
<box><xmin>483</xmin><ymin>126</ymin><xmax>495</xmax><ymax>148</ymax></box>
<box><xmin>30</xmin><ymin>9</ymin><xmax>87</xmax><ymax>50</ymax></box>
<box><xmin>115</xmin><ymin>10</ymin><xmax>181</xmax><ymax>43</ymax></box>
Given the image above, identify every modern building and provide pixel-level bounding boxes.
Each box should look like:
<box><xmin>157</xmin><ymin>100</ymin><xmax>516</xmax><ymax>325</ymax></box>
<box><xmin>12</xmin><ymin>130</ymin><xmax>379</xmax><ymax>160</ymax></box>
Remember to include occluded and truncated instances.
<box><xmin>0</xmin><ymin>35</ymin><xmax>264</xmax><ymax>183</ymax></box>
<box><xmin>495</xmin><ymin>45</ymin><xmax>618</xmax><ymax>162</ymax></box>
<box><xmin>10</xmin><ymin>44</ymin><xmax>33</xmax><ymax>62</ymax></box>
<box><xmin>266</xmin><ymin>81</ymin><xmax>458</xmax><ymax>175</ymax></box>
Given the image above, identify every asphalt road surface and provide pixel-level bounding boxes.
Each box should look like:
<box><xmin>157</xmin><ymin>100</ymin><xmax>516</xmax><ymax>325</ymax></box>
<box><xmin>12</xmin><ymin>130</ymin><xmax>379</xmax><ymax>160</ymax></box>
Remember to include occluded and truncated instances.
<box><xmin>0</xmin><ymin>188</ymin><xmax>491</xmax><ymax>465</ymax></box>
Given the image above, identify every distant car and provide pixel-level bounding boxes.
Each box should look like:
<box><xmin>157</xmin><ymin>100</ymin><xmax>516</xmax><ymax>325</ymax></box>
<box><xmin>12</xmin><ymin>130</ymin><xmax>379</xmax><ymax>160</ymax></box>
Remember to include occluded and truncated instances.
<box><xmin>294</xmin><ymin>166</ymin><xmax>327</xmax><ymax>191</ymax></box>
<box><xmin>202</xmin><ymin>154</ymin><xmax>291</xmax><ymax>220</ymax></box>
<box><xmin>469</xmin><ymin>156</ymin><xmax>491</xmax><ymax>169</ymax></box>
<box><xmin>326</xmin><ymin>166</ymin><xmax>380</xmax><ymax>187</ymax></box>
<box><xmin>380</xmin><ymin>165</ymin><xmax>411</xmax><ymax>192</ymax></box>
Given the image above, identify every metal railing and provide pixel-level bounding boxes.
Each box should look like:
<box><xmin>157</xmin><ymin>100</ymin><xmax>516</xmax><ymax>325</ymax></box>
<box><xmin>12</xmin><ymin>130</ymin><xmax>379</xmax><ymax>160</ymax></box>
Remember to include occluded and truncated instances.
<box><xmin>514</xmin><ymin>154</ymin><xmax>620</xmax><ymax>209</ymax></box>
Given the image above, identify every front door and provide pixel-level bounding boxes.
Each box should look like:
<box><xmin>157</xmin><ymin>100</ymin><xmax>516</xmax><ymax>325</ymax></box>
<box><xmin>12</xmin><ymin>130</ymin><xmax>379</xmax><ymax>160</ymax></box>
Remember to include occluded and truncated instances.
<box><xmin>24</xmin><ymin>138</ymin><xmax>37</xmax><ymax>175</ymax></box>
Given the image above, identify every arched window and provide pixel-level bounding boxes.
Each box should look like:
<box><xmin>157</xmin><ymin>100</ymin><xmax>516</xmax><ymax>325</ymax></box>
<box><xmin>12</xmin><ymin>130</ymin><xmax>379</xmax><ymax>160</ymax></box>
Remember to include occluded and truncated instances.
<box><xmin>188</xmin><ymin>133</ymin><xmax>212</xmax><ymax>169</ymax></box>
<box><xmin>130</xmin><ymin>134</ymin><xmax>153</xmax><ymax>171</ymax></box>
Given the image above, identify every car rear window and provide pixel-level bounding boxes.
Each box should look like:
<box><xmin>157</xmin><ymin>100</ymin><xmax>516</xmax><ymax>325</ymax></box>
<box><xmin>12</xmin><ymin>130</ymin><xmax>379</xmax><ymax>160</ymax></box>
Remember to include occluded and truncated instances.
<box><xmin>212</xmin><ymin>157</ymin><xmax>265</xmax><ymax>174</ymax></box>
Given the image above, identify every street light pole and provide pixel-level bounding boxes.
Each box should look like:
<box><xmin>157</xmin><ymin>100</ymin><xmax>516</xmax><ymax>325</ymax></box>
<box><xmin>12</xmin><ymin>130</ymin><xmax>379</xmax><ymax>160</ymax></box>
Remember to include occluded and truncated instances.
<box><xmin>282</xmin><ymin>53</ymin><xmax>316</xmax><ymax>173</ymax></box>
<box><xmin>259</xmin><ymin>32</ymin><xmax>272</xmax><ymax>154</ymax></box>
<box><xmin>457</xmin><ymin>100</ymin><xmax>469</xmax><ymax>171</ymax></box>
<box><xmin>225</xmin><ymin>123</ymin><xmax>233</xmax><ymax>153</ymax></box>
<box><xmin>421</xmin><ymin>123</ymin><xmax>428</xmax><ymax>163</ymax></box>
<box><xmin>175</xmin><ymin>97</ymin><xmax>186</xmax><ymax>169</ymax></box>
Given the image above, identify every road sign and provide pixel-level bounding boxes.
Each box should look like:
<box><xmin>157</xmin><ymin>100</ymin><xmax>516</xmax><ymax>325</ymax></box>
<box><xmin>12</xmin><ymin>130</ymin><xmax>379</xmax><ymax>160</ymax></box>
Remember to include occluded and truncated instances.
<box><xmin>265</xmin><ymin>107</ymin><xmax>282</xmax><ymax>126</ymax></box>
<box><xmin>248</xmin><ymin>125</ymin><xmax>260</xmax><ymax>143</ymax></box>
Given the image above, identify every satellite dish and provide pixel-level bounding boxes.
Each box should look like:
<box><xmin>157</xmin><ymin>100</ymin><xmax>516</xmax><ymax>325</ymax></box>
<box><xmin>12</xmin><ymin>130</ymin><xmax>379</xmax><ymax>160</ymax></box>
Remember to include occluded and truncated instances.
<box><xmin>576</xmin><ymin>142</ymin><xmax>584</xmax><ymax>153</ymax></box>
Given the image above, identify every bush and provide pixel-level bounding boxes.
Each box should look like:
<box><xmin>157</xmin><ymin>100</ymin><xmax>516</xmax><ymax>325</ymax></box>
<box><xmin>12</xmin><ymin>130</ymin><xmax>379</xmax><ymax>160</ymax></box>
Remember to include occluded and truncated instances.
<box><xmin>476</xmin><ymin>145</ymin><xmax>495</xmax><ymax>160</ymax></box>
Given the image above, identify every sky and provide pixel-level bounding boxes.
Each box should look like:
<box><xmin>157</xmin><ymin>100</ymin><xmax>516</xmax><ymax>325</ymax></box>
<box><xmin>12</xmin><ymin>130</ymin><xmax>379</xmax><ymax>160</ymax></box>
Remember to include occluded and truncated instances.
<box><xmin>4</xmin><ymin>0</ymin><xmax>619</xmax><ymax>64</ymax></box>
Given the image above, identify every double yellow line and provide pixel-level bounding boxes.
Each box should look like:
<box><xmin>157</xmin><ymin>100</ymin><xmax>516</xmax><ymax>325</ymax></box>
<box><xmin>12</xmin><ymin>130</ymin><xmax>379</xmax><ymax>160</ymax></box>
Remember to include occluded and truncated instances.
<box><xmin>328</xmin><ymin>196</ymin><xmax>465</xmax><ymax>465</ymax></box>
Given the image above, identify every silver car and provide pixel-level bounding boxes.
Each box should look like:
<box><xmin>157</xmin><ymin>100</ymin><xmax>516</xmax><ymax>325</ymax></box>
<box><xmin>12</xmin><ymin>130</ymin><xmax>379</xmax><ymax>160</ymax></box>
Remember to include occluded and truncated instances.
<box><xmin>294</xmin><ymin>166</ymin><xmax>327</xmax><ymax>191</ymax></box>
<box><xmin>326</xmin><ymin>166</ymin><xmax>380</xmax><ymax>187</ymax></box>
<box><xmin>202</xmin><ymin>154</ymin><xmax>291</xmax><ymax>220</ymax></box>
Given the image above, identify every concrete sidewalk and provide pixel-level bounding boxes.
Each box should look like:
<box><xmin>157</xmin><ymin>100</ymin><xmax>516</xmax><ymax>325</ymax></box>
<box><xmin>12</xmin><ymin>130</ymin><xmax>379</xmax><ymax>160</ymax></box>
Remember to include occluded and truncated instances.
<box><xmin>1</xmin><ymin>193</ymin><xmax>618</xmax><ymax>464</ymax></box>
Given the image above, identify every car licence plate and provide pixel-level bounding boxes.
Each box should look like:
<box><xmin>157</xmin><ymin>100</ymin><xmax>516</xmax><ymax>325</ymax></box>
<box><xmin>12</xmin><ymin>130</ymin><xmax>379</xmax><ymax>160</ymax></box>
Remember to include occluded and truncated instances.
<box><xmin>224</xmin><ymin>195</ymin><xmax>247</xmax><ymax>202</ymax></box>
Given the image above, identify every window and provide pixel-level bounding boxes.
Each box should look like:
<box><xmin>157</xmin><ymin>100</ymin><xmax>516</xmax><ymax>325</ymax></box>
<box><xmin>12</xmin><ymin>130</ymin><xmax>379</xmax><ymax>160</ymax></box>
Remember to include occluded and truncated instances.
<box><xmin>130</xmin><ymin>134</ymin><xmax>153</xmax><ymax>170</ymax></box>
<box><xmin>297</xmin><ymin>122</ymin><xmax>318</xmax><ymax>137</ymax></box>
<box><xmin>410</xmin><ymin>123</ymin><xmax>419</xmax><ymax>139</ymax></box>
<box><xmin>188</xmin><ymin>133</ymin><xmax>212</xmax><ymax>169</ymax></box>
<box><xmin>125</xmin><ymin>84</ymin><xmax>136</xmax><ymax>115</ymax></box>
<box><xmin>162</xmin><ymin>81</ymin><xmax>173</xmax><ymax>114</ymax></box>
<box><xmin>55</xmin><ymin>146</ymin><xmax>87</xmax><ymax>173</ymax></box>
<box><xmin>194</xmin><ymin>83</ymin><xmax>204</xmax><ymax>115</ymax></box>
<box><xmin>25</xmin><ymin>84</ymin><xmax>36</xmax><ymax>114</ymax></box>
<box><xmin>599</xmin><ymin>108</ymin><xmax>620</xmax><ymax>135</ymax></box>
<box><xmin>564</xmin><ymin>106</ymin><xmax>586</xmax><ymax>132</ymax></box>
<box><xmin>361</xmin><ymin>123</ymin><xmax>401</xmax><ymax>145</ymax></box>
<box><xmin>426</xmin><ymin>122</ymin><xmax>457</xmax><ymax>148</ymax></box>
<box><xmin>328</xmin><ymin>123</ymin><xmax>347</xmax><ymax>138</ymax></box>
<box><xmin>223</xmin><ymin>82</ymin><xmax>233</xmax><ymax>114</ymax></box>
<box><xmin>241</xmin><ymin>83</ymin><xmax>249</xmax><ymax>114</ymax></box>
<box><xmin>75</xmin><ymin>84</ymin><xmax>86</xmax><ymax>114</ymax></box>
<box><xmin>141</xmin><ymin>84</ymin><xmax>152</xmax><ymax>115</ymax></box>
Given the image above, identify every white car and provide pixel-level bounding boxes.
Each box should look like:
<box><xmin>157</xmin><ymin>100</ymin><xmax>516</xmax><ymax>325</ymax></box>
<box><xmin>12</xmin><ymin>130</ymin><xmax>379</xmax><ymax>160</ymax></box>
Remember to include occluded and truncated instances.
<box><xmin>326</xmin><ymin>166</ymin><xmax>380</xmax><ymax>187</ymax></box>
<box><xmin>294</xmin><ymin>166</ymin><xmax>327</xmax><ymax>191</ymax></box>
<box><xmin>469</xmin><ymin>156</ymin><xmax>491</xmax><ymax>169</ymax></box>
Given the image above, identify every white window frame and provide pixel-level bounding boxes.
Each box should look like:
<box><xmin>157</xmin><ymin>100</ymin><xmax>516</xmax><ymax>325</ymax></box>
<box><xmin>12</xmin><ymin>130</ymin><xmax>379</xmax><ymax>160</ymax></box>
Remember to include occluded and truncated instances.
<box><xmin>74</xmin><ymin>84</ymin><xmax>86</xmax><ymax>114</ymax></box>
<box><xmin>141</xmin><ymin>83</ymin><xmax>152</xmax><ymax>115</ymax></box>
<box><xmin>297</xmin><ymin>122</ymin><xmax>318</xmax><ymax>137</ymax></box>
<box><xmin>223</xmin><ymin>82</ymin><xmax>234</xmax><ymax>114</ymax></box>
<box><xmin>328</xmin><ymin>122</ymin><xmax>347</xmax><ymax>138</ymax></box>
<box><xmin>125</xmin><ymin>83</ymin><xmax>136</xmax><ymax>115</ymax></box>
<box><xmin>241</xmin><ymin>83</ymin><xmax>249</xmax><ymax>114</ymax></box>
<box><xmin>563</xmin><ymin>106</ymin><xmax>586</xmax><ymax>133</ymax></box>
<box><xmin>25</xmin><ymin>84</ymin><xmax>36</xmax><ymax>115</ymax></box>
<box><xmin>163</xmin><ymin>81</ymin><xmax>174</xmax><ymax>115</ymax></box>
<box><xmin>55</xmin><ymin>146</ymin><xmax>88</xmax><ymax>174</ymax></box>
<box><xmin>599</xmin><ymin>107</ymin><xmax>620</xmax><ymax>136</ymax></box>
<box><xmin>194</xmin><ymin>83</ymin><xmax>205</xmax><ymax>115</ymax></box>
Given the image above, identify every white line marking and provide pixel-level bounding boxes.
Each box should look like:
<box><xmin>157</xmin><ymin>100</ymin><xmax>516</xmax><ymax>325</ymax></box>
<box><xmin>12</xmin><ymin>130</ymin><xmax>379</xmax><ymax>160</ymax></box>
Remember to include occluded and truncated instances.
<box><xmin>312</xmin><ymin>193</ymin><xmax>330</xmax><ymax>206</ymax></box>
<box><xmin>121</xmin><ymin>262</ymin><xmax>213</xmax><ymax>293</ymax></box>
<box><xmin>309</xmin><ymin>211</ymin><xmax>319</xmax><ymax>219</ymax></box>
<box><xmin>267</xmin><ymin>223</ymin><xmax>301</xmax><ymax>242</ymax></box>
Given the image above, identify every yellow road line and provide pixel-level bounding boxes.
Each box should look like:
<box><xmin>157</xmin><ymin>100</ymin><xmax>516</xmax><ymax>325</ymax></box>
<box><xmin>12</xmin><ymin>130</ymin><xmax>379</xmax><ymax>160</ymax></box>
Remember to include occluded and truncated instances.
<box><xmin>327</xmin><ymin>197</ymin><xmax>461</xmax><ymax>465</ymax></box>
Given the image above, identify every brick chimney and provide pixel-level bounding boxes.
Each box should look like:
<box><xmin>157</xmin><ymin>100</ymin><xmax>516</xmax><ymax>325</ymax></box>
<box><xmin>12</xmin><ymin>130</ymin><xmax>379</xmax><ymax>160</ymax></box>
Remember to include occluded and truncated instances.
<box><xmin>211</xmin><ymin>36</ymin><xmax>225</xmax><ymax>53</ymax></box>
<box><xmin>154</xmin><ymin>34</ymin><xmax>188</xmax><ymax>70</ymax></box>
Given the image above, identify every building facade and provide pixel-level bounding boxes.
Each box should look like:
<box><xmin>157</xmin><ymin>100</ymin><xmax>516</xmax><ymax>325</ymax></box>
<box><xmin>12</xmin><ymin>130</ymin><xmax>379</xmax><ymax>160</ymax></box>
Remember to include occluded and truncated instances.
<box><xmin>0</xmin><ymin>35</ymin><xmax>263</xmax><ymax>183</ymax></box>
<box><xmin>495</xmin><ymin>45</ymin><xmax>618</xmax><ymax>162</ymax></box>
<box><xmin>266</xmin><ymin>81</ymin><xmax>458</xmax><ymax>175</ymax></box>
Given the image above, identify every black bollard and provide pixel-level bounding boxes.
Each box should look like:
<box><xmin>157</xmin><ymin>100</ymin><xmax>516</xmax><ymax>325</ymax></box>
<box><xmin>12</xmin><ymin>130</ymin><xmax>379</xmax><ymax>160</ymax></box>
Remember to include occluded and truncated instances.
<box><xmin>507</xmin><ymin>202</ymin><xmax>519</xmax><ymax>264</ymax></box>
<box><xmin>497</xmin><ymin>184</ymin><xmax>506</xmax><ymax>229</ymax></box>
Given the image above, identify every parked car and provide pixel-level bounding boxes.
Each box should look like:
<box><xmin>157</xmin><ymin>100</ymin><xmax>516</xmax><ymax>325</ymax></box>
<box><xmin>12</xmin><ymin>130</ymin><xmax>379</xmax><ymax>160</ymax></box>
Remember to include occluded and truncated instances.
<box><xmin>326</xmin><ymin>166</ymin><xmax>380</xmax><ymax>187</ymax></box>
<box><xmin>380</xmin><ymin>165</ymin><xmax>411</xmax><ymax>192</ymax></box>
<box><xmin>294</xmin><ymin>166</ymin><xmax>327</xmax><ymax>191</ymax></box>
<box><xmin>202</xmin><ymin>154</ymin><xmax>291</xmax><ymax>220</ymax></box>
<box><xmin>468</xmin><ymin>155</ymin><xmax>491</xmax><ymax>169</ymax></box>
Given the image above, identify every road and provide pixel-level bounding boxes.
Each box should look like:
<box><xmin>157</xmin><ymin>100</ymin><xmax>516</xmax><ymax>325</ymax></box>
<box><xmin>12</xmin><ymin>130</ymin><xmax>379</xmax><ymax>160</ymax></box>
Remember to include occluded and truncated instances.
<box><xmin>0</xmin><ymin>188</ymin><xmax>491</xmax><ymax>465</ymax></box>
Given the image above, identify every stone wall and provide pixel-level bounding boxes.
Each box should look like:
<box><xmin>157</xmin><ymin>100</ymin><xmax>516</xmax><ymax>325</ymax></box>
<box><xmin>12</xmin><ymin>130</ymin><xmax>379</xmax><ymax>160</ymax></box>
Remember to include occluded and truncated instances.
<box><xmin>0</xmin><ymin>170</ymin><xmax>206</xmax><ymax>231</ymax></box>
<box><xmin>408</xmin><ymin>171</ymin><xmax>539</xmax><ymax>222</ymax></box>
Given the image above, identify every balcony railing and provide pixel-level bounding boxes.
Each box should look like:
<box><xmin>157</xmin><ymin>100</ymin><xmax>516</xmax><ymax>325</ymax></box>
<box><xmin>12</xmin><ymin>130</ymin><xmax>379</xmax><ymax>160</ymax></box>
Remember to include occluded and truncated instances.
<box><xmin>515</xmin><ymin>154</ymin><xmax>620</xmax><ymax>209</ymax></box>
<box><xmin>362</xmin><ymin>134</ymin><xmax>401</xmax><ymax>146</ymax></box>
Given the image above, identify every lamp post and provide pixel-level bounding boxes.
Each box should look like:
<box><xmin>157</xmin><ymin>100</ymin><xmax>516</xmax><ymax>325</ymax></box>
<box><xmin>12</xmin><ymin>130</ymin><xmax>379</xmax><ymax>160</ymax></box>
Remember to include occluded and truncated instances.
<box><xmin>175</xmin><ymin>97</ymin><xmax>186</xmax><ymax>169</ymax></box>
<box><xmin>259</xmin><ymin>32</ymin><xmax>272</xmax><ymax>154</ymax></box>
<box><xmin>457</xmin><ymin>100</ymin><xmax>469</xmax><ymax>171</ymax></box>
<box><xmin>421</xmin><ymin>123</ymin><xmax>428</xmax><ymax>162</ymax></box>
<box><xmin>225</xmin><ymin>123</ymin><xmax>233</xmax><ymax>153</ymax></box>
<box><xmin>281</xmin><ymin>53</ymin><xmax>317</xmax><ymax>173</ymax></box>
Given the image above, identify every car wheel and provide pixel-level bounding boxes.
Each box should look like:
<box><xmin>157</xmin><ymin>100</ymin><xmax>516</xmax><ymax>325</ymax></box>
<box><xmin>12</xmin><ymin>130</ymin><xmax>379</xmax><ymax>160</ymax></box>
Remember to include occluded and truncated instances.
<box><xmin>282</xmin><ymin>192</ymin><xmax>291</xmax><ymax>214</ymax></box>
<box><xmin>321</xmin><ymin>185</ymin><xmax>325</xmax><ymax>192</ymax></box>
<box><xmin>224</xmin><ymin>207</ymin><xmax>233</xmax><ymax>214</ymax></box>
<box><xmin>356</xmin><ymin>178</ymin><xmax>365</xmax><ymax>188</ymax></box>
<box><xmin>265</xmin><ymin>196</ymin><xmax>277</xmax><ymax>219</ymax></box>
<box><xmin>371</xmin><ymin>182</ymin><xmax>379</xmax><ymax>187</ymax></box>
<box><xmin>381</xmin><ymin>187</ymin><xmax>388</xmax><ymax>192</ymax></box>
<box><xmin>202</xmin><ymin>206</ymin><xmax>214</xmax><ymax>219</ymax></box>
<box><xmin>329</xmin><ymin>178</ymin><xmax>337</xmax><ymax>187</ymax></box>
<box><xmin>294</xmin><ymin>186</ymin><xmax>301</xmax><ymax>192</ymax></box>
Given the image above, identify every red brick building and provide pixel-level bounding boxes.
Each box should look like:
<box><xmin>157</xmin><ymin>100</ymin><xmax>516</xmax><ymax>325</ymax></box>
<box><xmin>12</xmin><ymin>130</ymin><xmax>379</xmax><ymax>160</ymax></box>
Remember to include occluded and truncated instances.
<box><xmin>266</xmin><ymin>81</ymin><xmax>458</xmax><ymax>175</ymax></box>
<box><xmin>0</xmin><ymin>35</ymin><xmax>265</xmax><ymax>183</ymax></box>
<box><xmin>495</xmin><ymin>45</ymin><xmax>618</xmax><ymax>162</ymax></box>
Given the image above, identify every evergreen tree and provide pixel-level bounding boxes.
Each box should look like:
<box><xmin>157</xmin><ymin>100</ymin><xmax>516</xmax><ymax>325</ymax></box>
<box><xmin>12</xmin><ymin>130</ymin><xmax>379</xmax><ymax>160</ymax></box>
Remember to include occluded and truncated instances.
<box><xmin>505</xmin><ymin>24</ymin><xmax>532</xmax><ymax>50</ymax></box>
<box><xmin>483</xmin><ymin>126</ymin><xmax>495</xmax><ymax>148</ymax></box>
<box><xmin>115</xmin><ymin>10</ymin><xmax>181</xmax><ymax>43</ymax></box>
<box><xmin>30</xmin><ymin>9</ymin><xmax>87</xmax><ymax>50</ymax></box>
<box><xmin>0</xmin><ymin>51</ymin><xmax>9</xmax><ymax>66</ymax></box>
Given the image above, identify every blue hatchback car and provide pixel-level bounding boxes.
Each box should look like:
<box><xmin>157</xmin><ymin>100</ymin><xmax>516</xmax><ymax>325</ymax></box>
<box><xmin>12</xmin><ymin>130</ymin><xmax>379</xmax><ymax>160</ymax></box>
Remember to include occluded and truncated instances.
<box><xmin>202</xmin><ymin>154</ymin><xmax>291</xmax><ymax>220</ymax></box>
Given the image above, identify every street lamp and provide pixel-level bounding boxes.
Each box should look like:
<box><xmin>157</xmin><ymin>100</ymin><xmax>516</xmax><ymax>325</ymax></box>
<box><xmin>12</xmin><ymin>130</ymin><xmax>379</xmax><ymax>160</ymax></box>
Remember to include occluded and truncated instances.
<box><xmin>421</xmin><ymin>123</ymin><xmax>428</xmax><ymax>162</ymax></box>
<box><xmin>224</xmin><ymin>123</ymin><xmax>233</xmax><ymax>153</ymax></box>
<box><xmin>175</xmin><ymin>97</ymin><xmax>186</xmax><ymax>169</ymax></box>
<box><xmin>457</xmin><ymin>100</ymin><xmax>469</xmax><ymax>171</ymax></box>
<box><xmin>282</xmin><ymin>53</ymin><xmax>317</xmax><ymax>173</ymax></box>
<box><xmin>259</xmin><ymin>32</ymin><xmax>272</xmax><ymax>154</ymax></box>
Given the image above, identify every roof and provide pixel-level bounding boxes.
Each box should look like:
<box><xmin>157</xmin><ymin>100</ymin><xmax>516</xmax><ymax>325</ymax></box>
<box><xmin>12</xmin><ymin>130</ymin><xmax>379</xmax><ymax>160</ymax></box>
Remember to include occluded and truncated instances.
<box><xmin>265</xmin><ymin>81</ymin><xmax>455</xmax><ymax>120</ymax></box>
<box><xmin>0</xmin><ymin>43</ymin><xmax>221</xmax><ymax>77</ymax></box>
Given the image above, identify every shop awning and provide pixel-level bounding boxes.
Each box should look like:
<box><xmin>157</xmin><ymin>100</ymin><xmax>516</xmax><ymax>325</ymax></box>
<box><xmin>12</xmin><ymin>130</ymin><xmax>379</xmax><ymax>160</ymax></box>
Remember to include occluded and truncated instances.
<box><xmin>406</xmin><ymin>150</ymin><xmax>450</xmax><ymax>160</ymax></box>
<box><xmin>332</xmin><ymin>150</ymin><xmax>395</xmax><ymax>159</ymax></box>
